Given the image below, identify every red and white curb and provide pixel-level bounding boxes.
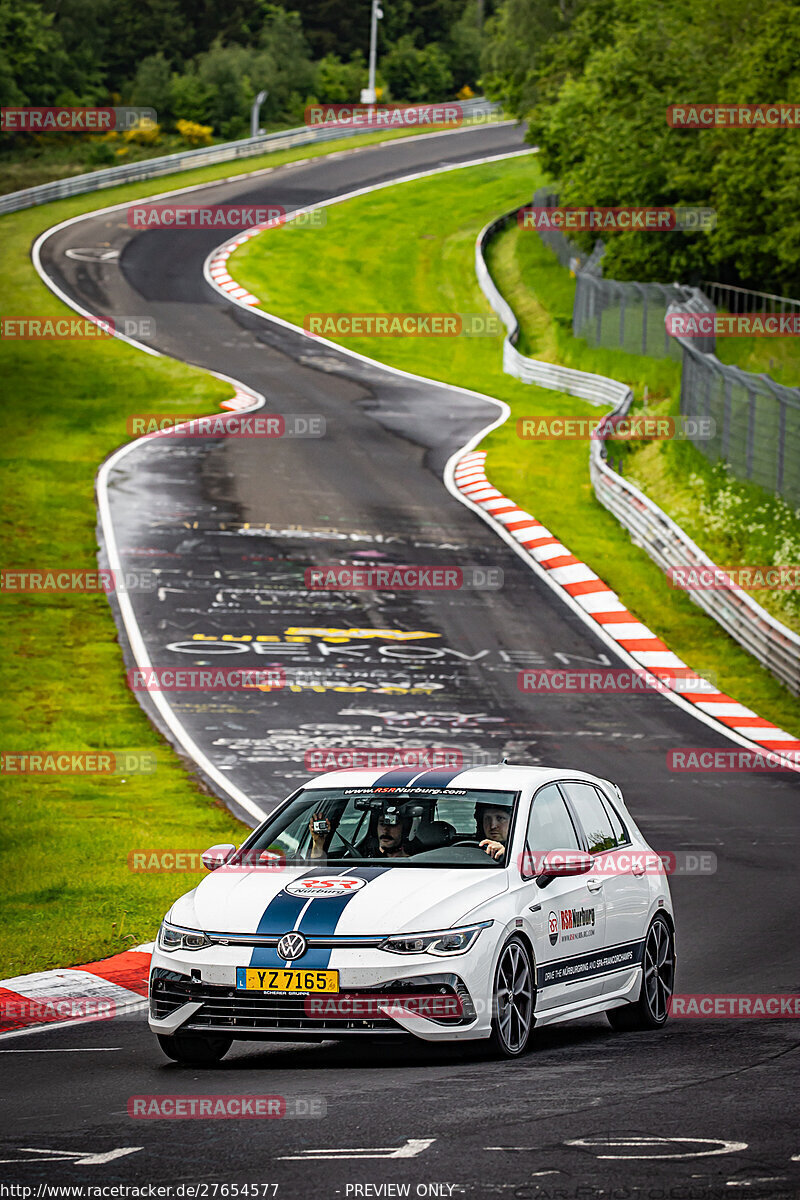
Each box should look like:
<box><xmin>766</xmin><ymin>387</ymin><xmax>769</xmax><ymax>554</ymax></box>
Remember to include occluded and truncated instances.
<box><xmin>0</xmin><ymin>945</ymin><xmax>153</xmax><ymax>1038</ymax></box>
<box><xmin>207</xmin><ymin>220</ymin><xmax>281</xmax><ymax>305</ymax></box>
<box><xmin>454</xmin><ymin>451</ymin><xmax>800</xmax><ymax>762</ymax></box>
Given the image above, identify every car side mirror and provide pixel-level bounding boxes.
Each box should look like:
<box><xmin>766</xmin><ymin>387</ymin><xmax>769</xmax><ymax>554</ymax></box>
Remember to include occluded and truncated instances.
<box><xmin>202</xmin><ymin>843</ymin><xmax>236</xmax><ymax>871</ymax></box>
<box><xmin>533</xmin><ymin>849</ymin><xmax>593</xmax><ymax>887</ymax></box>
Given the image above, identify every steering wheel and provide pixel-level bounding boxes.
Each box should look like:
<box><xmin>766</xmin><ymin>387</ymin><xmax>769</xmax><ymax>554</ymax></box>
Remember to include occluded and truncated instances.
<box><xmin>450</xmin><ymin>838</ymin><xmax>484</xmax><ymax>847</ymax></box>
<box><xmin>331</xmin><ymin>828</ymin><xmax>364</xmax><ymax>859</ymax></box>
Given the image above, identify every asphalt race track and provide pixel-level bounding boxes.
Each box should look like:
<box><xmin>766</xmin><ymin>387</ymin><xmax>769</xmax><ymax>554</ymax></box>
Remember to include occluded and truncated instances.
<box><xmin>4</xmin><ymin>123</ymin><xmax>798</xmax><ymax>1200</ymax></box>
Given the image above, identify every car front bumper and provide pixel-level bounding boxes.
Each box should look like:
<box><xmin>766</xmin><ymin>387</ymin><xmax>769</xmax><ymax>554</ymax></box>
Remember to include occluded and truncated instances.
<box><xmin>148</xmin><ymin>939</ymin><xmax>496</xmax><ymax>1042</ymax></box>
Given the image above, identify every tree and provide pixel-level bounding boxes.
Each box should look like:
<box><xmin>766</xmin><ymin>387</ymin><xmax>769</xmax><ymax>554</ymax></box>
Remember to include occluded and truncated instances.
<box><xmin>130</xmin><ymin>53</ymin><xmax>173</xmax><ymax>121</ymax></box>
<box><xmin>314</xmin><ymin>52</ymin><xmax>367</xmax><ymax>103</ymax></box>
<box><xmin>381</xmin><ymin>35</ymin><xmax>453</xmax><ymax>102</ymax></box>
<box><xmin>0</xmin><ymin>0</ymin><xmax>68</xmax><ymax>106</ymax></box>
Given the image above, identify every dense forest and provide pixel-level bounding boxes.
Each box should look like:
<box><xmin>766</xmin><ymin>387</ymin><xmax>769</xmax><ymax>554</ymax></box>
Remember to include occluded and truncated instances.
<box><xmin>483</xmin><ymin>0</ymin><xmax>800</xmax><ymax>292</ymax></box>
<box><xmin>0</xmin><ymin>0</ymin><xmax>489</xmax><ymax>132</ymax></box>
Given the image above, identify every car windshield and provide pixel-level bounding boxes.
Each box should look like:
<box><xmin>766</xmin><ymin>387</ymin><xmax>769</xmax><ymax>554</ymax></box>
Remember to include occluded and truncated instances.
<box><xmin>242</xmin><ymin>787</ymin><xmax>519</xmax><ymax>868</ymax></box>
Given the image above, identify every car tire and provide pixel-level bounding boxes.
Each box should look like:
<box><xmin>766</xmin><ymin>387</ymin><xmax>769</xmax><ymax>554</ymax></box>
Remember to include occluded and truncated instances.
<box><xmin>489</xmin><ymin>935</ymin><xmax>535</xmax><ymax>1058</ymax></box>
<box><xmin>607</xmin><ymin>914</ymin><xmax>675</xmax><ymax>1032</ymax></box>
<box><xmin>157</xmin><ymin>1032</ymin><xmax>232</xmax><ymax>1065</ymax></box>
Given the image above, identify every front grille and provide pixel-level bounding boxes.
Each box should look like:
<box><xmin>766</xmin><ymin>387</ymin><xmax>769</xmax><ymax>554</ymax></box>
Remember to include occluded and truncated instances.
<box><xmin>151</xmin><ymin>969</ymin><xmax>471</xmax><ymax>1035</ymax></box>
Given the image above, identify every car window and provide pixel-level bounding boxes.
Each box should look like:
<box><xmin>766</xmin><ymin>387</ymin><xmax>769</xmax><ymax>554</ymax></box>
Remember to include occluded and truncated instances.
<box><xmin>598</xmin><ymin>790</ymin><xmax>628</xmax><ymax>844</ymax></box>
<box><xmin>526</xmin><ymin>783</ymin><xmax>581</xmax><ymax>852</ymax></box>
<box><xmin>561</xmin><ymin>781</ymin><xmax>619</xmax><ymax>852</ymax></box>
<box><xmin>242</xmin><ymin>787</ymin><xmax>517</xmax><ymax>867</ymax></box>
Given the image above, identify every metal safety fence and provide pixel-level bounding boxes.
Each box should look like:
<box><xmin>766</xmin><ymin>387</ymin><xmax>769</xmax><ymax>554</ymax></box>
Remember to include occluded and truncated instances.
<box><xmin>679</xmin><ymin>338</ymin><xmax>800</xmax><ymax>503</ymax></box>
<box><xmin>530</xmin><ymin>187</ymin><xmax>800</xmax><ymax>506</ymax></box>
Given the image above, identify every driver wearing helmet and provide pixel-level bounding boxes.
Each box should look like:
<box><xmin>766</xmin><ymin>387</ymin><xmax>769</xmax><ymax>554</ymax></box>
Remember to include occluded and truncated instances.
<box><xmin>474</xmin><ymin>800</ymin><xmax>511</xmax><ymax>862</ymax></box>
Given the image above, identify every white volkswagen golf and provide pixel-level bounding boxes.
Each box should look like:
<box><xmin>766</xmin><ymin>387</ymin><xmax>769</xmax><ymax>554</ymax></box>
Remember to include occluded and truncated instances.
<box><xmin>150</xmin><ymin>764</ymin><xmax>676</xmax><ymax>1064</ymax></box>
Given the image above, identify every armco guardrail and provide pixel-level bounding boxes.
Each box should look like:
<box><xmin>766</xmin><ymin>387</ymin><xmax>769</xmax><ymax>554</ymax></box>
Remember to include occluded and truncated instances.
<box><xmin>476</xmin><ymin>212</ymin><xmax>630</xmax><ymax>408</ymax></box>
<box><xmin>476</xmin><ymin>207</ymin><xmax>800</xmax><ymax>696</ymax></box>
<box><xmin>589</xmin><ymin>443</ymin><xmax>800</xmax><ymax>695</ymax></box>
<box><xmin>0</xmin><ymin>99</ymin><xmax>500</xmax><ymax>216</ymax></box>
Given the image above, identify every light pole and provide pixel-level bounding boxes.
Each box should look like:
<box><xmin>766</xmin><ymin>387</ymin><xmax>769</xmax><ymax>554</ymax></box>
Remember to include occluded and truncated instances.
<box><xmin>361</xmin><ymin>0</ymin><xmax>383</xmax><ymax>104</ymax></box>
<box><xmin>250</xmin><ymin>90</ymin><xmax>268</xmax><ymax>138</ymax></box>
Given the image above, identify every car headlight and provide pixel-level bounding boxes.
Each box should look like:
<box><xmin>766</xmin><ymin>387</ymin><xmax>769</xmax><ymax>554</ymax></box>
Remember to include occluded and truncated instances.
<box><xmin>379</xmin><ymin>921</ymin><xmax>492</xmax><ymax>956</ymax></box>
<box><xmin>158</xmin><ymin>920</ymin><xmax>211</xmax><ymax>953</ymax></box>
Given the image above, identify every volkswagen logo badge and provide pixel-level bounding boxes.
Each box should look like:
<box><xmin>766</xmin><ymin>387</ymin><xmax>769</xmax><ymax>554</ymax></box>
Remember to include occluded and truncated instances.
<box><xmin>277</xmin><ymin>931</ymin><xmax>308</xmax><ymax>961</ymax></box>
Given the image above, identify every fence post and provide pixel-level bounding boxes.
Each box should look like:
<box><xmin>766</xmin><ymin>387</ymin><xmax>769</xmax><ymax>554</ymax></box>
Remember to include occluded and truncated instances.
<box><xmin>746</xmin><ymin>389</ymin><xmax>757</xmax><ymax>478</ymax></box>
<box><xmin>777</xmin><ymin>398</ymin><xmax>787</xmax><ymax>495</ymax></box>
<box><xmin>721</xmin><ymin>375</ymin><xmax>732</xmax><ymax>460</ymax></box>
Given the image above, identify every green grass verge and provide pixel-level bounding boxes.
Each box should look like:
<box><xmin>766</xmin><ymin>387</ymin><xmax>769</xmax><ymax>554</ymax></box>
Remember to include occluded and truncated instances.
<box><xmin>228</xmin><ymin>156</ymin><xmax>800</xmax><ymax>738</ymax></box>
<box><xmin>0</xmin><ymin>123</ymin><xmax>451</xmax><ymax>977</ymax></box>
<box><xmin>714</xmin><ymin>325</ymin><xmax>800</xmax><ymax>387</ymax></box>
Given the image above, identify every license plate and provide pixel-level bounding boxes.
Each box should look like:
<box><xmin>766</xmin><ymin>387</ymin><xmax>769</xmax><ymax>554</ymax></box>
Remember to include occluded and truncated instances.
<box><xmin>236</xmin><ymin>967</ymin><xmax>339</xmax><ymax>993</ymax></box>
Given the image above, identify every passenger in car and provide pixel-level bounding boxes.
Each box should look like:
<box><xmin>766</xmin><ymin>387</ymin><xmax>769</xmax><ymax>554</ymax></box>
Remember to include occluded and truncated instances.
<box><xmin>475</xmin><ymin>804</ymin><xmax>510</xmax><ymax>861</ymax></box>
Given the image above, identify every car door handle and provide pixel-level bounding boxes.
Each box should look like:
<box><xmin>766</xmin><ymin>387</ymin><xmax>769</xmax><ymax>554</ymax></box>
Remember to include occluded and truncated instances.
<box><xmin>586</xmin><ymin>878</ymin><xmax>604</xmax><ymax>892</ymax></box>
<box><xmin>632</xmin><ymin>865</ymin><xmax>645</xmax><ymax>877</ymax></box>
<box><xmin>529</xmin><ymin>904</ymin><xmax>542</xmax><ymax>912</ymax></box>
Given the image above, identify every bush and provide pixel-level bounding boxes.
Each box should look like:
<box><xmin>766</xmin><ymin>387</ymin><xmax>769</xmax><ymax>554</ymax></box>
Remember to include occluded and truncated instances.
<box><xmin>123</xmin><ymin>117</ymin><xmax>161</xmax><ymax>145</ymax></box>
<box><xmin>86</xmin><ymin>140</ymin><xmax>117</xmax><ymax>165</ymax></box>
<box><xmin>175</xmin><ymin>118</ymin><xmax>213</xmax><ymax>146</ymax></box>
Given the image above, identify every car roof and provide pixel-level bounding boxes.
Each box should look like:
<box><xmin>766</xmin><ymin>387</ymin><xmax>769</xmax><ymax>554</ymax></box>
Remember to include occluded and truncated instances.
<box><xmin>301</xmin><ymin>764</ymin><xmax>617</xmax><ymax>795</ymax></box>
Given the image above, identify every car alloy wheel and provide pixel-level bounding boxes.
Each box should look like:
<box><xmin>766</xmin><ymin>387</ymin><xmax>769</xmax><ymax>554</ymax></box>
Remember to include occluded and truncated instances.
<box><xmin>491</xmin><ymin>937</ymin><xmax>534</xmax><ymax>1057</ymax></box>
<box><xmin>643</xmin><ymin>914</ymin><xmax>675</xmax><ymax>1023</ymax></box>
<box><xmin>607</xmin><ymin>914</ymin><xmax>675</xmax><ymax>1032</ymax></box>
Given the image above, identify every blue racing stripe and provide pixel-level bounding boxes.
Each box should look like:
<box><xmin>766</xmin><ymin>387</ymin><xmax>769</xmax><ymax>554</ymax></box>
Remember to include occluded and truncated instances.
<box><xmin>294</xmin><ymin>867</ymin><xmax>390</xmax><ymax>968</ymax></box>
<box><xmin>248</xmin><ymin>869</ymin><xmax>320</xmax><ymax>968</ymax></box>
<box><xmin>406</xmin><ymin>766</ymin><xmax>466</xmax><ymax>789</ymax></box>
<box><xmin>370</xmin><ymin>767</ymin><xmax>422</xmax><ymax>788</ymax></box>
